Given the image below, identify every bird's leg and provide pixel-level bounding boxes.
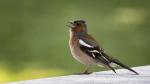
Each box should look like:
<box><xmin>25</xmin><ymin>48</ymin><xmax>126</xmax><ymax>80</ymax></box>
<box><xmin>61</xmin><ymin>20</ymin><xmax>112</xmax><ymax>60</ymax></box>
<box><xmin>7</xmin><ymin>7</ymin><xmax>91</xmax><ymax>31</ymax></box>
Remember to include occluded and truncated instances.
<box><xmin>81</xmin><ymin>66</ymin><xmax>92</xmax><ymax>74</ymax></box>
<box><xmin>74</xmin><ymin>66</ymin><xmax>92</xmax><ymax>75</ymax></box>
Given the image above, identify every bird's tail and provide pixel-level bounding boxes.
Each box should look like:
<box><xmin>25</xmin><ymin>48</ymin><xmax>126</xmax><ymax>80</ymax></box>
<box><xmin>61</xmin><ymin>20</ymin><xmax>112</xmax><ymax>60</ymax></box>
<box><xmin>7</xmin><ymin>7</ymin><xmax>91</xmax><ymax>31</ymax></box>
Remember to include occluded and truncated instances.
<box><xmin>101</xmin><ymin>52</ymin><xmax>139</xmax><ymax>75</ymax></box>
<box><xmin>110</xmin><ymin>59</ymin><xmax>139</xmax><ymax>75</ymax></box>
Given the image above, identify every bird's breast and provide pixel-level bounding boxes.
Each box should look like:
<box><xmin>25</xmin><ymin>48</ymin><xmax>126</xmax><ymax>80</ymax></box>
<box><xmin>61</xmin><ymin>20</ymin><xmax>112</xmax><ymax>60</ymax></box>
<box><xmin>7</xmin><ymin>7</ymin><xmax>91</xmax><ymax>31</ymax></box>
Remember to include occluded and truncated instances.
<box><xmin>69</xmin><ymin>36</ymin><xmax>96</xmax><ymax>65</ymax></box>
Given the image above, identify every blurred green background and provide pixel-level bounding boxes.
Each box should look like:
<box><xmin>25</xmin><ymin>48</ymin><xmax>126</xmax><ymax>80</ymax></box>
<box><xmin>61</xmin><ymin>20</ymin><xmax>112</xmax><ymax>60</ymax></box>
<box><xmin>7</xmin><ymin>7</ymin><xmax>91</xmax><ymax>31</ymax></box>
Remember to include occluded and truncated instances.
<box><xmin>0</xmin><ymin>0</ymin><xmax>150</xmax><ymax>83</ymax></box>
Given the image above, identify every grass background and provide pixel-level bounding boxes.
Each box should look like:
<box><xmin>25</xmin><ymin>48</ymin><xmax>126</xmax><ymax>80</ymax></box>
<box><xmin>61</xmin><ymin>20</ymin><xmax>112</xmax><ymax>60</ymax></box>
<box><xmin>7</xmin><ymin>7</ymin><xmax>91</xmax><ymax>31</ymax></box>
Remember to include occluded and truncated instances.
<box><xmin>0</xmin><ymin>0</ymin><xmax>150</xmax><ymax>83</ymax></box>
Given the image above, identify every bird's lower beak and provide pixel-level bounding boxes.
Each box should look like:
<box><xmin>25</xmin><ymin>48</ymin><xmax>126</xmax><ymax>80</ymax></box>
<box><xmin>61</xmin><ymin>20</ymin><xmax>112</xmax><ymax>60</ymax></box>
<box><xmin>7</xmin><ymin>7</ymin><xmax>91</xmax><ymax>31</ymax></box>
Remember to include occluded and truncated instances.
<box><xmin>67</xmin><ymin>21</ymin><xmax>75</xmax><ymax>28</ymax></box>
<box><xmin>68</xmin><ymin>21</ymin><xmax>73</xmax><ymax>24</ymax></box>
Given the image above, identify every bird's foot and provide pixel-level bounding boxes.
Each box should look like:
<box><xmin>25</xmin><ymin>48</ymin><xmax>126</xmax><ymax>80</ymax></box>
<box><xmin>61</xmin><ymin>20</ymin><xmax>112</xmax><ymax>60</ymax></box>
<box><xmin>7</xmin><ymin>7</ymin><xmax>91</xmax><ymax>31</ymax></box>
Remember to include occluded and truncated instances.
<box><xmin>75</xmin><ymin>71</ymin><xmax>92</xmax><ymax>75</ymax></box>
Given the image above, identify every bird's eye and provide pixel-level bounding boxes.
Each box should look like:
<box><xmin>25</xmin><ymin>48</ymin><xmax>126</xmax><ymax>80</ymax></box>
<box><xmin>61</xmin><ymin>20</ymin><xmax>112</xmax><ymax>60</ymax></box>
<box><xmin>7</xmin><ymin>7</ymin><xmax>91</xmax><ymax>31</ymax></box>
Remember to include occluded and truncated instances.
<box><xmin>82</xmin><ymin>21</ymin><xmax>85</xmax><ymax>24</ymax></box>
<box><xmin>76</xmin><ymin>23</ymin><xmax>80</xmax><ymax>26</ymax></box>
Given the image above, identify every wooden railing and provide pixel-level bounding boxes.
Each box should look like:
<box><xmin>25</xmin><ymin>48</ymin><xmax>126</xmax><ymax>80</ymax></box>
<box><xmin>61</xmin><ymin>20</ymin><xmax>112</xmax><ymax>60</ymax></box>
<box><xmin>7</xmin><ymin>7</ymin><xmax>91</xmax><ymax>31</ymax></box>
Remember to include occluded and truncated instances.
<box><xmin>6</xmin><ymin>65</ymin><xmax>150</xmax><ymax>84</ymax></box>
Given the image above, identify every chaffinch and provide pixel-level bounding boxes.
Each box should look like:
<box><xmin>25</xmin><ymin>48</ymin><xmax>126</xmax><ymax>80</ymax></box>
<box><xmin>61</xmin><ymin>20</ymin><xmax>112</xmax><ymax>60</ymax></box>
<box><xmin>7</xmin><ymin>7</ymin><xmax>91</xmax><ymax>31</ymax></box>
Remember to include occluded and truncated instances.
<box><xmin>68</xmin><ymin>20</ymin><xmax>138</xmax><ymax>75</ymax></box>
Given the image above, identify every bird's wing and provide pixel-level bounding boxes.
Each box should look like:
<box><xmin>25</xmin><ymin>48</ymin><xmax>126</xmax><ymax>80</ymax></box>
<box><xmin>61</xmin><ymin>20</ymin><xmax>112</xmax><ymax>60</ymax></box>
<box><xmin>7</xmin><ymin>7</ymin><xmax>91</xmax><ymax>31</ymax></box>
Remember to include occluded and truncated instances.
<box><xmin>78</xmin><ymin>35</ymin><xmax>111</xmax><ymax>65</ymax></box>
<box><xmin>79</xmin><ymin>34</ymin><xmax>104</xmax><ymax>50</ymax></box>
<box><xmin>79</xmin><ymin>35</ymin><xmax>139</xmax><ymax>74</ymax></box>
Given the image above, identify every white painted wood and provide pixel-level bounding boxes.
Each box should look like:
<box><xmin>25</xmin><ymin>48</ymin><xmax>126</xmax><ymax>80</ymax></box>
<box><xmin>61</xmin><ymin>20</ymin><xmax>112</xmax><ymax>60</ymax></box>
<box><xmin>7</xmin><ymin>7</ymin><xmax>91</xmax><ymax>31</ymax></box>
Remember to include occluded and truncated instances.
<box><xmin>6</xmin><ymin>65</ymin><xmax>150</xmax><ymax>84</ymax></box>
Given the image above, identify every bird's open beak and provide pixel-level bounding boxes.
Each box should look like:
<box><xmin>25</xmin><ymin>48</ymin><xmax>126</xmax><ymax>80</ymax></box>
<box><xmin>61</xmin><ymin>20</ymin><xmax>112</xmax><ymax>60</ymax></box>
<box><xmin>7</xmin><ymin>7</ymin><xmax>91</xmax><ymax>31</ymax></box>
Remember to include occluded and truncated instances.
<box><xmin>67</xmin><ymin>21</ymin><xmax>75</xmax><ymax>28</ymax></box>
<box><xmin>68</xmin><ymin>21</ymin><xmax>73</xmax><ymax>24</ymax></box>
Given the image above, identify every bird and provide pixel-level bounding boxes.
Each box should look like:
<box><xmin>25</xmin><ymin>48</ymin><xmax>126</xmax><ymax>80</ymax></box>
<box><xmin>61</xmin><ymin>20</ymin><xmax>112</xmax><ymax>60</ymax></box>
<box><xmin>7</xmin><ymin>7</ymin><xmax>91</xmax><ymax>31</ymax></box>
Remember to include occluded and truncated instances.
<box><xmin>68</xmin><ymin>20</ymin><xmax>139</xmax><ymax>75</ymax></box>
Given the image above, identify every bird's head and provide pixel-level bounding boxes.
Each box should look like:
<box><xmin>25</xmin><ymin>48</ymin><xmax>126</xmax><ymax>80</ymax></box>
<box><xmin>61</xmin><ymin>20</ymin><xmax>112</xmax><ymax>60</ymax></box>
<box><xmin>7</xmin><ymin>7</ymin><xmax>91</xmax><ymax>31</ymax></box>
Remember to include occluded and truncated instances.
<box><xmin>68</xmin><ymin>20</ymin><xmax>87</xmax><ymax>36</ymax></box>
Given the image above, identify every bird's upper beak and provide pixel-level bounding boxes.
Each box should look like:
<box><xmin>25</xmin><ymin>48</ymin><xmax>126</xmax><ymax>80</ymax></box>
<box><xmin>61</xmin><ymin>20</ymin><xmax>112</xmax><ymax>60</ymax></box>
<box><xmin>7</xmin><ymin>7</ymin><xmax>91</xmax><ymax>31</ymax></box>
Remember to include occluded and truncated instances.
<box><xmin>67</xmin><ymin>21</ymin><xmax>75</xmax><ymax>28</ymax></box>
